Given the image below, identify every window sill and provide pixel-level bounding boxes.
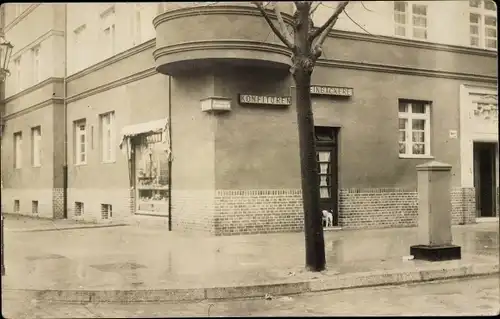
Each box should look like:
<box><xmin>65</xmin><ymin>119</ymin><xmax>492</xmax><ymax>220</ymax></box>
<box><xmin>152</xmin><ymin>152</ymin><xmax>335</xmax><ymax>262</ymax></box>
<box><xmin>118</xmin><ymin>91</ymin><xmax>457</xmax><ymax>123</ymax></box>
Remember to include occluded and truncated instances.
<box><xmin>32</xmin><ymin>165</ymin><xmax>41</xmax><ymax>168</ymax></box>
<box><xmin>399</xmin><ymin>154</ymin><xmax>435</xmax><ymax>160</ymax></box>
<box><xmin>75</xmin><ymin>163</ymin><xmax>87</xmax><ymax>166</ymax></box>
<box><xmin>102</xmin><ymin>160</ymin><xmax>116</xmax><ymax>164</ymax></box>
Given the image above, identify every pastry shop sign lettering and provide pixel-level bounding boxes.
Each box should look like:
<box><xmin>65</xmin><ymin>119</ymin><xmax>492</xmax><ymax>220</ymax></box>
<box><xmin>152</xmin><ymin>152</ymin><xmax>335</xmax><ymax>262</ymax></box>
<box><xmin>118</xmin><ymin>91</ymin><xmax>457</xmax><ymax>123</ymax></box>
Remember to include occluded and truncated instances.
<box><xmin>310</xmin><ymin>86</ymin><xmax>353</xmax><ymax>97</ymax></box>
<box><xmin>144</xmin><ymin>132</ymin><xmax>162</xmax><ymax>144</ymax></box>
<box><xmin>239</xmin><ymin>94</ymin><xmax>291</xmax><ymax>106</ymax></box>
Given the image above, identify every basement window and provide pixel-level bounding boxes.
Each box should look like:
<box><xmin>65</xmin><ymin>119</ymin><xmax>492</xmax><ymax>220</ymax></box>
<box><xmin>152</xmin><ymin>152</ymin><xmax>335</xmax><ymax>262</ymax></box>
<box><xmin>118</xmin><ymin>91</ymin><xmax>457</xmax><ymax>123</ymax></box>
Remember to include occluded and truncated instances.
<box><xmin>75</xmin><ymin>202</ymin><xmax>84</xmax><ymax>217</ymax></box>
<box><xmin>101</xmin><ymin>204</ymin><xmax>112</xmax><ymax>219</ymax></box>
<box><xmin>32</xmin><ymin>201</ymin><xmax>39</xmax><ymax>215</ymax></box>
<box><xmin>14</xmin><ymin>200</ymin><xmax>20</xmax><ymax>213</ymax></box>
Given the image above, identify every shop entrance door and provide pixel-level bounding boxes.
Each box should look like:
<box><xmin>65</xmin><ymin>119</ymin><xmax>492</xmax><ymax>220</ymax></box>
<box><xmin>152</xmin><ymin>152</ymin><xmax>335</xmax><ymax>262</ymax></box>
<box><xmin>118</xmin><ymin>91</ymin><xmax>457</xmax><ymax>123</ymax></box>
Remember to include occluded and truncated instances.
<box><xmin>473</xmin><ymin>142</ymin><xmax>498</xmax><ymax>218</ymax></box>
<box><xmin>315</xmin><ymin>126</ymin><xmax>339</xmax><ymax>227</ymax></box>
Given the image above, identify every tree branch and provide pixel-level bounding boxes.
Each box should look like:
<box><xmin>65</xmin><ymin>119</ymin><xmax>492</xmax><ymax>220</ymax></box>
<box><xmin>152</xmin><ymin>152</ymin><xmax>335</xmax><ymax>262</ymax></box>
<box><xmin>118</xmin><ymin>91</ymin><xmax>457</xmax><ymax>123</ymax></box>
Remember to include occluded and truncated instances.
<box><xmin>309</xmin><ymin>1</ymin><xmax>348</xmax><ymax>42</ymax></box>
<box><xmin>274</xmin><ymin>3</ymin><xmax>294</xmax><ymax>45</ymax></box>
<box><xmin>253</xmin><ymin>1</ymin><xmax>295</xmax><ymax>50</ymax></box>
<box><xmin>344</xmin><ymin>9</ymin><xmax>373</xmax><ymax>35</ymax></box>
<box><xmin>310</xmin><ymin>1</ymin><xmax>321</xmax><ymax>15</ymax></box>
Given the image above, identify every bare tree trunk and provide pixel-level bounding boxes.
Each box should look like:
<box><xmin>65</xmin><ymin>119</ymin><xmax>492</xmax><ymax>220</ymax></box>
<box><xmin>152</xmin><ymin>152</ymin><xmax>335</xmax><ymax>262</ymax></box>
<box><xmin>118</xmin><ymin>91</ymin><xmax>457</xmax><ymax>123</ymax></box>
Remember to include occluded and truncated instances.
<box><xmin>293</xmin><ymin>69</ymin><xmax>325</xmax><ymax>272</ymax></box>
<box><xmin>291</xmin><ymin>5</ymin><xmax>326</xmax><ymax>272</ymax></box>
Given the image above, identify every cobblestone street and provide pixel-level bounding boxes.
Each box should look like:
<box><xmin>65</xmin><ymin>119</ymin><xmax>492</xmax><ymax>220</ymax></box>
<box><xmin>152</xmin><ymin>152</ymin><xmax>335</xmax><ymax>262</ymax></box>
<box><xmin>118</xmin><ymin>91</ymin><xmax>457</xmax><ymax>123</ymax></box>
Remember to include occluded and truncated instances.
<box><xmin>3</xmin><ymin>276</ymin><xmax>499</xmax><ymax>317</ymax></box>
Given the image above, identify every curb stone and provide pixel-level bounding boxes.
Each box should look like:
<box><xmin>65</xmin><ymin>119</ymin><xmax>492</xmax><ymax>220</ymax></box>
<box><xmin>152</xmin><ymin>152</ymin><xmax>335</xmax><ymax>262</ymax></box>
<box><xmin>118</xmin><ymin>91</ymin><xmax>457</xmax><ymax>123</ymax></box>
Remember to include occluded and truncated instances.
<box><xmin>2</xmin><ymin>262</ymin><xmax>498</xmax><ymax>303</ymax></box>
<box><xmin>5</xmin><ymin>224</ymin><xmax>129</xmax><ymax>233</ymax></box>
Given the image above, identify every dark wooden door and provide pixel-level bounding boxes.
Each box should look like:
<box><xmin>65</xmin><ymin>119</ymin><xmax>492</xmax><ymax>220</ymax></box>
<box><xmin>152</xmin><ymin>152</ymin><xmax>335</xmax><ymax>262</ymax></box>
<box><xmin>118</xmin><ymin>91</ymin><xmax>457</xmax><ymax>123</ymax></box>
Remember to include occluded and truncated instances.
<box><xmin>474</xmin><ymin>142</ymin><xmax>497</xmax><ymax>218</ymax></box>
<box><xmin>315</xmin><ymin>127</ymin><xmax>339</xmax><ymax>226</ymax></box>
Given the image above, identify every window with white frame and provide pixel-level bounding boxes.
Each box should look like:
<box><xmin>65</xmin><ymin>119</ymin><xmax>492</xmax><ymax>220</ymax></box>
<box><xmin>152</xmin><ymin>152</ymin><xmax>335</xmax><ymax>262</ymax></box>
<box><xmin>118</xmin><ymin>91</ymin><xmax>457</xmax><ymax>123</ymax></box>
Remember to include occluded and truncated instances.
<box><xmin>31</xmin><ymin>126</ymin><xmax>42</xmax><ymax>167</ymax></box>
<box><xmin>132</xmin><ymin>4</ymin><xmax>143</xmax><ymax>46</ymax></box>
<box><xmin>74</xmin><ymin>120</ymin><xmax>87</xmax><ymax>165</ymax></box>
<box><xmin>394</xmin><ymin>1</ymin><xmax>428</xmax><ymax>40</ymax></box>
<box><xmin>469</xmin><ymin>0</ymin><xmax>497</xmax><ymax>49</ymax></box>
<box><xmin>100</xmin><ymin>7</ymin><xmax>116</xmax><ymax>59</ymax></box>
<box><xmin>14</xmin><ymin>132</ymin><xmax>22</xmax><ymax>169</ymax></box>
<box><xmin>100</xmin><ymin>112</ymin><xmax>116</xmax><ymax>163</ymax></box>
<box><xmin>73</xmin><ymin>24</ymin><xmax>87</xmax><ymax>72</ymax></box>
<box><xmin>398</xmin><ymin>100</ymin><xmax>432</xmax><ymax>157</ymax></box>
<box><xmin>31</xmin><ymin>46</ymin><xmax>40</xmax><ymax>84</ymax></box>
<box><xmin>14</xmin><ymin>57</ymin><xmax>21</xmax><ymax>92</ymax></box>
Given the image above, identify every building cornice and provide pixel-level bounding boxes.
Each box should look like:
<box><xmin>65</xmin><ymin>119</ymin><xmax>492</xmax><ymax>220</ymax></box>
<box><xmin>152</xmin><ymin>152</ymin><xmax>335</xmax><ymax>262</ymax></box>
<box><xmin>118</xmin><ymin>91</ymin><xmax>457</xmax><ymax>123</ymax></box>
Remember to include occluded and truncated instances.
<box><xmin>152</xmin><ymin>40</ymin><xmax>292</xmax><ymax>59</ymax></box>
<box><xmin>66</xmin><ymin>39</ymin><xmax>156</xmax><ymax>83</ymax></box>
<box><xmin>3</xmin><ymin>77</ymin><xmax>64</xmax><ymax>103</ymax></box>
<box><xmin>3</xmin><ymin>98</ymin><xmax>64</xmax><ymax>121</ymax></box>
<box><xmin>316</xmin><ymin>59</ymin><xmax>497</xmax><ymax>84</ymax></box>
<box><xmin>326</xmin><ymin>29</ymin><xmax>497</xmax><ymax>58</ymax></box>
<box><xmin>11</xmin><ymin>30</ymin><xmax>65</xmax><ymax>59</ymax></box>
<box><xmin>4</xmin><ymin>4</ymin><xmax>40</xmax><ymax>32</ymax></box>
<box><xmin>153</xmin><ymin>5</ymin><xmax>294</xmax><ymax>28</ymax></box>
<box><xmin>66</xmin><ymin>67</ymin><xmax>157</xmax><ymax>104</ymax></box>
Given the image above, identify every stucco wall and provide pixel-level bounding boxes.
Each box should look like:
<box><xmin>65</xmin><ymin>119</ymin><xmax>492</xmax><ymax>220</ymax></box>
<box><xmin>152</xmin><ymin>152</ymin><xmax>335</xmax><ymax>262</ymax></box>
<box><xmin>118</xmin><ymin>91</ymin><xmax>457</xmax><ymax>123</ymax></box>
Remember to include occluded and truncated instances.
<box><xmin>212</xmin><ymin>67</ymin><xmax>298</xmax><ymax>190</ymax></box>
<box><xmin>2</xmin><ymin>104</ymin><xmax>56</xmax><ymax>189</ymax></box>
<box><xmin>312</xmin><ymin>66</ymin><xmax>464</xmax><ymax>190</ymax></box>
<box><xmin>1</xmin><ymin>103</ymin><xmax>59</xmax><ymax>218</ymax></box>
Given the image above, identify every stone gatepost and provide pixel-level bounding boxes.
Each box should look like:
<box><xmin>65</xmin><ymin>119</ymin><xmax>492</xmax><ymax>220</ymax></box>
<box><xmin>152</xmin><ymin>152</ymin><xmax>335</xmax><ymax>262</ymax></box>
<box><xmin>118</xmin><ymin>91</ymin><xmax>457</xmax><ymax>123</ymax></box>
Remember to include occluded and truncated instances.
<box><xmin>410</xmin><ymin>161</ymin><xmax>462</xmax><ymax>261</ymax></box>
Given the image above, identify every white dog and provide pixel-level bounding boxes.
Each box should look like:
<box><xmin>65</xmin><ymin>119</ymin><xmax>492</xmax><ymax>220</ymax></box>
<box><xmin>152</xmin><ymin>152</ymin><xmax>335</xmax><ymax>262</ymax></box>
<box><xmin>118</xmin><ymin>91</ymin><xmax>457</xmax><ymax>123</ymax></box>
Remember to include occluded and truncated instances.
<box><xmin>322</xmin><ymin>210</ymin><xmax>333</xmax><ymax>228</ymax></box>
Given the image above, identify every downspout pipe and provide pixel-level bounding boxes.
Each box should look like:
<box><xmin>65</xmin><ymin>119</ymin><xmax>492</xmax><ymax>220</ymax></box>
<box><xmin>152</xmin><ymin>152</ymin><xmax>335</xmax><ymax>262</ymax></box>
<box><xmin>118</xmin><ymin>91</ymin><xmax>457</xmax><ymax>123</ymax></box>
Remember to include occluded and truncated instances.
<box><xmin>168</xmin><ymin>76</ymin><xmax>172</xmax><ymax>231</ymax></box>
<box><xmin>62</xmin><ymin>3</ymin><xmax>68</xmax><ymax>219</ymax></box>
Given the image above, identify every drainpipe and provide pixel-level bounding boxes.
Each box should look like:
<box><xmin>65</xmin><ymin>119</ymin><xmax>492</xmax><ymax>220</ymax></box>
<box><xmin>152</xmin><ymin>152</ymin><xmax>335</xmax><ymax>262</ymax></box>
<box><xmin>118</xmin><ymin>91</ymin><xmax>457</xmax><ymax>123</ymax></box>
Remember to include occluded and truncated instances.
<box><xmin>62</xmin><ymin>3</ymin><xmax>68</xmax><ymax>219</ymax></box>
<box><xmin>168</xmin><ymin>76</ymin><xmax>172</xmax><ymax>231</ymax></box>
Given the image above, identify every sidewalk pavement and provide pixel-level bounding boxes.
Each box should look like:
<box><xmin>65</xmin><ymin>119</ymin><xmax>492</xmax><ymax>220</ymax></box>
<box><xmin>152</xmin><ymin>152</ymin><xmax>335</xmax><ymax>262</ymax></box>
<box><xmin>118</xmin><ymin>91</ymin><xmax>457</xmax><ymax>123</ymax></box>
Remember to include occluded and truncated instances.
<box><xmin>2</xmin><ymin>217</ymin><xmax>499</xmax><ymax>303</ymax></box>
<box><xmin>3</xmin><ymin>214</ymin><xmax>128</xmax><ymax>232</ymax></box>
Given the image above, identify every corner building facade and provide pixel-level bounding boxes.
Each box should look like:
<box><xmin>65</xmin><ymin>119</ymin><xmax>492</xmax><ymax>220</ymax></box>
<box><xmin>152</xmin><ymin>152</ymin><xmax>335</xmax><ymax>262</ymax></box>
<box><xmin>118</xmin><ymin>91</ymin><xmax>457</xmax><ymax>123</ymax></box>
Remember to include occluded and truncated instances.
<box><xmin>1</xmin><ymin>2</ymin><xmax>498</xmax><ymax>235</ymax></box>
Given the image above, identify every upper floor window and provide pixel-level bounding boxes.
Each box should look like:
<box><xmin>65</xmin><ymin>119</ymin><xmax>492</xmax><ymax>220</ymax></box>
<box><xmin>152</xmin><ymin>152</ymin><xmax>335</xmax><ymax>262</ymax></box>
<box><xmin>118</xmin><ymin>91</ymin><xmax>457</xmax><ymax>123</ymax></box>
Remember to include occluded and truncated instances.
<box><xmin>398</xmin><ymin>100</ymin><xmax>432</xmax><ymax>158</ymax></box>
<box><xmin>31</xmin><ymin>126</ymin><xmax>42</xmax><ymax>167</ymax></box>
<box><xmin>469</xmin><ymin>0</ymin><xmax>497</xmax><ymax>49</ymax></box>
<box><xmin>74</xmin><ymin>119</ymin><xmax>87</xmax><ymax>165</ymax></box>
<box><xmin>14</xmin><ymin>57</ymin><xmax>21</xmax><ymax>92</ymax></box>
<box><xmin>100</xmin><ymin>6</ymin><xmax>116</xmax><ymax>59</ymax></box>
<box><xmin>100</xmin><ymin>111</ymin><xmax>116</xmax><ymax>163</ymax></box>
<box><xmin>73</xmin><ymin>24</ymin><xmax>87</xmax><ymax>72</ymax></box>
<box><xmin>14</xmin><ymin>131</ymin><xmax>23</xmax><ymax>169</ymax></box>
<box><xmin>394</xmin><ymin>1</ymin><xmax>428</xmax><ymax>40</ymax></box>
<box><xmin>31</xmin><ymin>46</ymin><xmax>41</xmax><ymax>84</ymax></box>
<box><xmin>132</xmin><ymin>4</ymin><xmax>143</xmax><ymax>46</ymax></box>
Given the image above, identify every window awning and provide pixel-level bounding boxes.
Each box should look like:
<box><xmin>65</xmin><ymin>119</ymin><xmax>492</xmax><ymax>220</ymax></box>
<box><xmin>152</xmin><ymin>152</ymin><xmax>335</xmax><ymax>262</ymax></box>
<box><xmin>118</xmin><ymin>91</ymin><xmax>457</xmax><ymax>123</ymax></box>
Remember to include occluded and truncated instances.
<box><xmin>119</xmin><ymin>118</ymin><xmax>168</xmax><ymax>149</ymax></box>
<box><xmin>119</xmin><ymin>118</ymin><xmax>172</xmax><ymax>163</ymax></box>
<box><xmin>120</xmin><ymin>118</ymin><xmax>168</xmax><ymax>139</ymax></box>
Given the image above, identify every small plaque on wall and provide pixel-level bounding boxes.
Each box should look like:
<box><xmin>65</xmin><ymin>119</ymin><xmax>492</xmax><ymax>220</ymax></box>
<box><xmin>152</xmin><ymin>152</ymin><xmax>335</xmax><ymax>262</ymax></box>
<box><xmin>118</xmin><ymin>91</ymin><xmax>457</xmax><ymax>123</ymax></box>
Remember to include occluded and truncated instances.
<box><xmin>239</xmin><ymin>94</ymin><xmax>291</xmax><ymax>106</ymax></box>
<box><xmin>200</xmin><ymin>97</ymin><xmax>232</xmax><ymax>113</ymax></box>
<box><xmin>449</xmin><ymin>130</ymin><xmax>458</xmax><ymax>139</ymax></box>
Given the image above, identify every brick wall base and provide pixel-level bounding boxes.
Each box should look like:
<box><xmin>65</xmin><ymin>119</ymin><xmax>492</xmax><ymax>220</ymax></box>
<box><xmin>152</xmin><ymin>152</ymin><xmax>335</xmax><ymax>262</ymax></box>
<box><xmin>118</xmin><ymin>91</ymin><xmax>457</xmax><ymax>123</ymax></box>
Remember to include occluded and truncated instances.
<box><xmin>1</xmin><ymin>186</ymin><xmax>483</xmax><ymax>233</ymax></box>
<box><xmin>52</xmin><ymin>188</ymin><xmax>65</xmax><ymax>219</ymax></box>
<box><xmin>451</xmin><ymin>187</ymin><xmax>476</xmax><ymax>225</ymax></box>
<box><xmin>339</xmin><ymin>188</ymin><xmax>418</xmax><ymax>229</ymax></box>
<box><xmin>168</xmin><ymin>187</ymin><xmax>479</xmax><ymax>235</ymax></box>
<box><xmin>214</xmin><ymin>189</ymin><xmax>303</xmax><ymax>236</ymax></box>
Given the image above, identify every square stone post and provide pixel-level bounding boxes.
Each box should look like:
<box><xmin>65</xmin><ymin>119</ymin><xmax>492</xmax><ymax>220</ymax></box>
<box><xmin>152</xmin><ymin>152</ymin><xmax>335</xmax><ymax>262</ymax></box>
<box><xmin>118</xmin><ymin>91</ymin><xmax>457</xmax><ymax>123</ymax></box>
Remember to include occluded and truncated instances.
<box><xmin>410</xmin><ymin>161</ymin><xmax>461</xmax><ymax>261</ymax></box>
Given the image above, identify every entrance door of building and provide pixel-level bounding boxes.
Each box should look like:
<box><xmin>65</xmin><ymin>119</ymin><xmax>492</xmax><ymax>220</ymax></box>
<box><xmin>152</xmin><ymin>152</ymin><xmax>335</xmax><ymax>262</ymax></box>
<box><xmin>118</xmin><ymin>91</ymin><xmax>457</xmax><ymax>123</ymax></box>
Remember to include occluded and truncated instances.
<box><xmin>473</xmin><ymin>142</ymin><xmax>498</xmax><ymax>218</ymax></box>
<box><xmin>315</xmin><ymin>126</ymin><xmax>339</xmax><ymax>227</ymax></box>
